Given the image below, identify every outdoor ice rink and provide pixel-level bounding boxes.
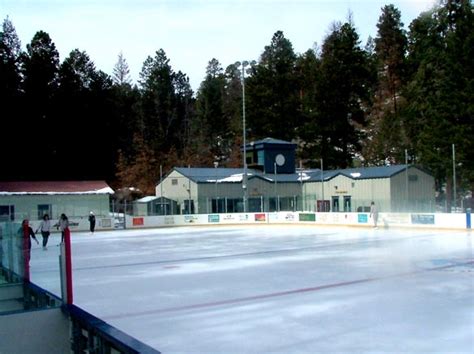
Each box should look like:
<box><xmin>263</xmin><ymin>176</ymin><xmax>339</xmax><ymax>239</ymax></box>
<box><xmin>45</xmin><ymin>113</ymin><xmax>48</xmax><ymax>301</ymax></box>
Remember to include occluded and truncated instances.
<box><xmin>31</xmin><ymin>225</ymin><xmax>473</xmax><ymax>354</ymax></box>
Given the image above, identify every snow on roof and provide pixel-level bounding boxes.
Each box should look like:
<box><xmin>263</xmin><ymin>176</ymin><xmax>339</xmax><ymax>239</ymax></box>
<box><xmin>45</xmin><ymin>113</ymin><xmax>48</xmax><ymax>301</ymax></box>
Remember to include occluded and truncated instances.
<box><xmin>0</xmin><ymin>181</ymin><xmax>114</xmax><ymax>195</ymax></box>
<box><xmin>172</xmin><ymin>165</ymin><xmax>421</xmax><ymax>185</ymax></box>
<box><xmin>136</xmin><ymin>196</ymin><xmax>159</xmax><ymax>203</ymax></box>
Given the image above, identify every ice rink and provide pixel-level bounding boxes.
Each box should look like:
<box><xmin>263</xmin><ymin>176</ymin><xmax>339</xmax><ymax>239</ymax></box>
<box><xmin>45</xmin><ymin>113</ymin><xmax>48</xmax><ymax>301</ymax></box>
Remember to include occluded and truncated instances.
<box><xmin>31</xmin><ymin>225</ymin><xmax>473</xmax><ymax>353</ymax></box>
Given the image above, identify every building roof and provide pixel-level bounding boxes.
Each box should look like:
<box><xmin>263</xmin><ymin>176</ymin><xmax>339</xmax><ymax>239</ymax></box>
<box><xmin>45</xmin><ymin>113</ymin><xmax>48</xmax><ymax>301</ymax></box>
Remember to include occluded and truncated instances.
<box><xmin>0</xmin><ymin>181</ymin><xmax>114</xmax><ymax>195</ymax></box>
<box><xmin>329</xmin><ymin>165</ymin><xmax>412</xmax><ymax>180</ymax></box>
<box><xmin>248</xmin><ymin>137</ymin><xmax>296</xmax><ymax>146</ymax></box>
<box><xmin>172</xmin><ymin>165</ymin><xmax>415</xmax><ymax>185</ymax></box>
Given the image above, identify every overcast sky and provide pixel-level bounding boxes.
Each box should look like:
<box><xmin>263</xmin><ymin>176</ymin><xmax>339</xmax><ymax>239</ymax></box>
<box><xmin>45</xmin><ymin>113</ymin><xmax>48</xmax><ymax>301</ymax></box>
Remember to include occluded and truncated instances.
<box><xmin>1</xmin><ymin>0</ymin><xmax>436</xmax><ymax>92</ymax></box>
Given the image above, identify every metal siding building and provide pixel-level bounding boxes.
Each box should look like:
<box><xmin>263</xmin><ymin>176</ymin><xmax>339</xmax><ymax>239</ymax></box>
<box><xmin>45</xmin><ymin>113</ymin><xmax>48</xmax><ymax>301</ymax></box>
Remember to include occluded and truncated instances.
<box><xmin>154</xmin><ymin>138</ymin><xmax>435</xmax><ymax>214</ymax></box>
<box><xmin>156</xmin><ymin>165</ymin><xmax>435</xmax><ymax>214</ymax></box>
<box><xmin>305</xmin><ymin>166</ymin><xmax>435</xmax><ymax>212</ymax></box>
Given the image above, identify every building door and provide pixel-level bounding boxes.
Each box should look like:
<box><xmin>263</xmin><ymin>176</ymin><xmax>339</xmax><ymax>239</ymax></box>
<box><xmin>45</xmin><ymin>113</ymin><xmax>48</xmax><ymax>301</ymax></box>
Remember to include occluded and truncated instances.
<box><xmin>183</xmin><ymin>200</ymin><xmax>194</xmax><ymax>214</ymax></box>
<box><xmin>343</xmin><ymin>196</ymin><xmax>352</xmax><ymax>212</ymax></box>
<box><xmin>332</xmin><ymin>196</ymin><xmax>340</xmax><ymax>212</ymax></box>
<box><xmin>317</xmin><ymin>200</ymin><xmax>330</xmax><ymax>212</ymax></box>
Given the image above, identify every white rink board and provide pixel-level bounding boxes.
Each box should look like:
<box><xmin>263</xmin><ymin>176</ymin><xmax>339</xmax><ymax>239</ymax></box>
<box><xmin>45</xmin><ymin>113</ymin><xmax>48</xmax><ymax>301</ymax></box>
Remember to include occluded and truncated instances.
<box><xmin>125</xmin><ymin>211</ymin><xmax>471</xmax><ymax>230</ymax></box>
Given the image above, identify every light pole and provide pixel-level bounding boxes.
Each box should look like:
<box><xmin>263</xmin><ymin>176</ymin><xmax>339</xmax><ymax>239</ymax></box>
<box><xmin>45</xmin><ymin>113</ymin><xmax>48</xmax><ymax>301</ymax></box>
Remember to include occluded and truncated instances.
<box><xmin>405</xmin><ymin>149</ymin><xmax>409</xmax><ymax>211</ymax></box>
<box><xmin>236</xmin><ymin>61</ymin><xmax>249</xmax><ymax>212</ymax></box>
<box><xmin>452</xmin><ymin>143</ymin><xmax>456</xmax><ymax>211</ymax></box>
<box><xmin>321</xmin><ymin>158</ymin><xmax>324</xmax><ymax>212</ymax></box>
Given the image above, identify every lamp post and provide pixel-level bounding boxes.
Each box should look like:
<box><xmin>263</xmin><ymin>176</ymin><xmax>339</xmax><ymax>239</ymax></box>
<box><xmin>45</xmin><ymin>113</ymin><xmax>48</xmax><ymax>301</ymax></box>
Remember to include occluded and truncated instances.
<box><xmin>236</xmin><ymin>60</ymin><xmax>249</xmax><ymax>212</ymax></box>
<box><xmin>321</xmin><ymin>158</ymin><xmax>324</xmax><ymax>212</ymax></box>
<box><xmin>405</xmin><ymin>149</ymin><xmax>409</xmax><ymax>211</ymax></box>
<box><xmin>452</xmin><ymin>144</ymin><xmax>456</xmax><ymax>211</ymax></box>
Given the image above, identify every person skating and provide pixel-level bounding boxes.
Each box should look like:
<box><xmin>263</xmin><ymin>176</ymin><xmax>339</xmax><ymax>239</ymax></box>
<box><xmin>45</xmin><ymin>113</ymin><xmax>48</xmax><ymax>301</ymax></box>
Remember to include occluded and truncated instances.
<box><xmin>88</xmin><ymin>211</ymin><xmax>96</xmax><ymax>234</ymax></box>
<box><xmin>36</xmin><ymin>214</ymin><xmax>51</xmax><ymax>250</ymax></box>
<box><xmin>57</xmin><ymin>213</ymin><xmax>69</xmax><ymax>244</ymax></box>
<box><xmin>18</xmin><ymin>219</ymin><xmax>39</xmax><ymax>280</ymax></box>
<box><xmin>369</xmin><ymin>201</ymin><xmax>379</xmax><ymax>229</ymax></box>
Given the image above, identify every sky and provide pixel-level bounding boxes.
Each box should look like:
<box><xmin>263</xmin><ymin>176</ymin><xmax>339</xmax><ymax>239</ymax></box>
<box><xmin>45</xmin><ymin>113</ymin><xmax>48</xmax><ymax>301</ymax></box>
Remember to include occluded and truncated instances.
<box><xmin>1</xmin><ymin>0</ymin><xmax>437</xmax><ymax>92</ymax></box>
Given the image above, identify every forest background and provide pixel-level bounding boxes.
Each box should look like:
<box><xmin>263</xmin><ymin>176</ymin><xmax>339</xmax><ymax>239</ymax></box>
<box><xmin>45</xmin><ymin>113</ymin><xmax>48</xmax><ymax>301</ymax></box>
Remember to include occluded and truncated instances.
<box><xmin>0</xmin><ymin>0</ymin><xmax>472</xmax><ymax>211</ymax></box>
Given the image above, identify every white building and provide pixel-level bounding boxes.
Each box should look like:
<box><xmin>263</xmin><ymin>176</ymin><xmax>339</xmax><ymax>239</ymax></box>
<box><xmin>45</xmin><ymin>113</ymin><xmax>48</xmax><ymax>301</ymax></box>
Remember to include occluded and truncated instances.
<box><xmin>0</xmin><ymin>181</ymin><xmax>114</xmax><ymax>221</ymax></box>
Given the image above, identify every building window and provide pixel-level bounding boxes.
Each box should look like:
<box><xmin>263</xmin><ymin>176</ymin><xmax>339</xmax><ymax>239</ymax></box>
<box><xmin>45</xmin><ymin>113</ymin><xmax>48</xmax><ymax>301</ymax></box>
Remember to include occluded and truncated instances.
<box><xmin>409</xmin><ymin>175</ymin><xmax>418</xmax><ymax>182</ymax></box>
<box><xmin>0</xmin><ymin>205</ymin><xmax>15</xmax><ymax>221</ymax></box>
<box><xmin>171</xmin><ymin>179</ymin><xmax>178</xmax><ymax>185</ymax></box>
<box><xmin>38</xmin><ymin>204</ymin><xmax>52</xmax><ymax>219</ymax></box>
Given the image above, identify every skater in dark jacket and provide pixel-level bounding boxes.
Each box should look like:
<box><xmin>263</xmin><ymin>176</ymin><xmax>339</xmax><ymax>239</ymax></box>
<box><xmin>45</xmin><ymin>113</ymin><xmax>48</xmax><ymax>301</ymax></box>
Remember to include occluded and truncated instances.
<box><xmin>18</xmin><ymin>219</ymin><xmax>38</xmax><ymax>281</ymax></box>
<box><xmin>57</xmin><ymin>213</ymin><xmax>69</xmax><ymax>243</ymax></box>
<box><xmin>19</xmin><ymin>219</ymin><xmax>39</xmax><ymax>253</ymax></box>
<box><xmin>88</xmin><ymin>211</ymin><xmax>96</xmax><ymax>234</ymax></box>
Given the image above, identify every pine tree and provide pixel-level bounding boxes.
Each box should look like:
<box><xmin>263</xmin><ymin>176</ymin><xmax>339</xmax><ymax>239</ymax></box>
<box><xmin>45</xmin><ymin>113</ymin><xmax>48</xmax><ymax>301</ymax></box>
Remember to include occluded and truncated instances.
<box><xmin>246</xmin><ymin>31</ymin><xmax>300</xmax><ymax>141</ymax></box>
<box><xmin>112</xmin><ymin>51</ymin><xmax>132</xmax><ymax>86</ymax></box>
<box><xmin>364</xmin><ymin>5</ymin><xmax>408</xmax><ymax>165</ymax></box>
<box><xmin>295</xmin><ymin>48</ymin><xmax>321</xmax><ymax>166</ymax></box>
<box><xmin>405</xmin><ymin>0</ymin><xmax>474</xmax><ymax>210</ymax></box>
<box><xmin>0</xmin><ymin>17</ymin><xmax>23</xmax><ymax>178</ymax></box>
<box><xmin>20</xmin><ymin>30</ymin><xmax>60</xmax><ymax>176</ymax></box>
<box><xmin>139</xmin><ymin>49</ymin><xmax>177</xmax><ymax>152</ymax></box>
<box><xmin>315</xmin><ymin>22</ymin><xmax>374</xmax><ymax>168</ymax></box>
<box><xmin>195</xmin><ymin>58</ymin><xmax>231</xmax><ymax>164</ymax></box>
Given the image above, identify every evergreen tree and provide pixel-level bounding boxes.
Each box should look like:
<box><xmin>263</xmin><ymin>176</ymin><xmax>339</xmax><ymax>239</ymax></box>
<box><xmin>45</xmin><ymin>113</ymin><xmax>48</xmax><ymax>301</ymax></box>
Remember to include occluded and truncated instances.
<box><xmin>295</xmin><ymin>48</ymin><xmax>321</xmax><ymax>166</ymax></box>
<box><xmin>0</xmin><ymin>17</ymin><xmax>23</xmax><ymax>178</ymax></box>
<box><xmin>195</xmin><ymin>58</ymin><xmax>230</xmax><ymax>164</ymax></box>
<box><xmin>20</xmin><ymin>30</ymin><xmax>60</xmax><ymax>176</ymax></box>
<box><xmin>139</xmin><ymin>49</ymin><xmax>177</xmax><ymax>152</ymax></box>
<box><xmin>364</xmin><ymin>5</ymin><xmax>408</xmax><ymax>164</ymax></box>
<box><xmin>246</xmin><ymin>31</ymin><xmax>300</xmax><ymax>141</ymax></box>
<box><xmin>315</xmin><ymin>22</ymin><xmax>374</xmax><ymax>168</ymax></box>
<box><xmin>172</xmin><ymin>70</ymin><xmax>195</xmax><ymax>156</ymax></box>
<box><xmin>56</xmin><ymin>49</ymin><xmax>114</xmax><ymax>179</ymax></box>
<box><xmin>223</xmin><ymin>63</ymin><xmax>245</xmax><ymax>167</ymax></box>
<box><xmin>112</xmin><ymin>51</ymin><xmax>132</xmax><ymax>86</ymax></box>
<box><xmin>405</xmin><ymin>0</ymin><xmax>474</xmax><ymax>209</ymax></box>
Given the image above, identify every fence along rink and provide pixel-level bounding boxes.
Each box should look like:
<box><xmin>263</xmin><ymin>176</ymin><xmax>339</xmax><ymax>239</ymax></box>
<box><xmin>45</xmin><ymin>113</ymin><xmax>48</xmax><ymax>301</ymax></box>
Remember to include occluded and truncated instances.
<box><xmin>125</xmin><ymin>211</ymin><xmax>471</xmax><ymax>230</ymax></box>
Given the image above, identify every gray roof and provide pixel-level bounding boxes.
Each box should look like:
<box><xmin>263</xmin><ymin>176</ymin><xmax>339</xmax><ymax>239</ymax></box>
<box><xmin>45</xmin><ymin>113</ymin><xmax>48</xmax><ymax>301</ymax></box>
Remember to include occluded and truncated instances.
<box><xmin>248</xmin><ymin>137</ymin><xmax>296</xmax><ymax>146</ymax></box>
<box><xmin>172</xmin><ymin>165</ymin><xmax>415</xmax><ymax>184</ymax></box>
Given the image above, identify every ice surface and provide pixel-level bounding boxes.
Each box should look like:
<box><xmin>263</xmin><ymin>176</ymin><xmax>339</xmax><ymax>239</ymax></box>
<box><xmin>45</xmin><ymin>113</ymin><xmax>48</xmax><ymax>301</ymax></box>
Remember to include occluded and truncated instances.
<box><xmin>30</xmin><ymin>225</ymin><xmax>474</xmax><ymax>353</ymax></box>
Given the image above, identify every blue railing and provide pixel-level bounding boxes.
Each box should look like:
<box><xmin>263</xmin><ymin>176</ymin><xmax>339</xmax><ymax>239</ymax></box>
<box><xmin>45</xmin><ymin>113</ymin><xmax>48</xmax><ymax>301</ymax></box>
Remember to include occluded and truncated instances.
<box><xmin>66</xmin><ymin>304</ymin><xmax>161</xmax><ymax>354</ymax></box>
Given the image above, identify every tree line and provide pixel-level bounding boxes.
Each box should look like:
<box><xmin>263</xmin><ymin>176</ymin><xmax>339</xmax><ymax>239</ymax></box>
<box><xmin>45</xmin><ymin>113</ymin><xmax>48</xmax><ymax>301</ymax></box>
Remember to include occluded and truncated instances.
<box><xmin>0</xmin><ymin>1</ymin><xmax>472</xmax><ymax>209</ymax></box>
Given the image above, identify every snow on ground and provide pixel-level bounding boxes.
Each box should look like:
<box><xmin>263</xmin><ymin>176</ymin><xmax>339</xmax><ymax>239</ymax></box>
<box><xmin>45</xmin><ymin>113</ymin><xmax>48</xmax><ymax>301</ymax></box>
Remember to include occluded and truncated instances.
<box><xmin>31</xmin><ymin>225</ymin><xmax>474</xmax><ymax>353</ymax></box>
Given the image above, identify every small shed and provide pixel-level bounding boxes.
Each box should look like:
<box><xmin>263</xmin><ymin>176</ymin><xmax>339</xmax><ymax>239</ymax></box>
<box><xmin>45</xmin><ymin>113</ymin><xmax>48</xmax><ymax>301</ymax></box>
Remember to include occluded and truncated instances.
<box><xmin>133</xmin><ymin>196</ymin><xmax>178</xmax><ymax>216</ymax></box>
<box><xmin>0</xmin><ymin>181</ymin><xmax>114</xmax><ymax>221</ymax></box>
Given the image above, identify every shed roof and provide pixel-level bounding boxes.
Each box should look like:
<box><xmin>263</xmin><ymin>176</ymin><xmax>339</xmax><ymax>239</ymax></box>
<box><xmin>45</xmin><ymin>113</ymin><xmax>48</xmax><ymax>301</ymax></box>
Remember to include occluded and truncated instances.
<box><xmin>0</xmin><ymin>181</ymin><xmax>114</xmax><ymax>195</ymax></box>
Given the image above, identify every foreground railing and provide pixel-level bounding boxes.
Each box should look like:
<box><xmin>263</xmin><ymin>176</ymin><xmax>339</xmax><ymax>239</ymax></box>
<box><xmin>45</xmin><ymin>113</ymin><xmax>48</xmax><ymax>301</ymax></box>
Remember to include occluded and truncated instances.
<box><xmin>66</xmin><ymin>304</ymin><xmax>160</xmax><ymax>354</ymax></box>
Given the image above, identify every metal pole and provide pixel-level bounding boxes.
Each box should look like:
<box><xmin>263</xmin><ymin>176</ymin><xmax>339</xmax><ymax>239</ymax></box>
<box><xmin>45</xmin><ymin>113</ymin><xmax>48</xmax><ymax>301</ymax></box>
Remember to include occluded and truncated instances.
<box><xmin>160</xmin><ymin>165</ymin><xmax>165</xmax><ymax>215</ymax></box>
<box><xmin>242</xmin><ymin>62</ymin><xmax>248</xmax><ymax>213</ymax></box>
<box><xmin>321</xmin><ymin>159</ymin><xmax>324</xmax><ymax>212</ymax></box>
<box><xmin>453</xmin><ymin>144</ymin><xmax>456</xmax><ymax>211</ymax></box>
<box><xmin>300</xmin><ymin>170</ymin><xmax>304</xmax><ymax>211</ymax></box>
<box><xmin>215</xmin><ymin>162</ymin><xmax>218</xmax><ymax>213</ymax></box>
<box><xmin>405</xmin><ymin>149</ymin><xmax>408</xmax><ymax>211</ymax></box>
<box><xmin>274</xmin><ymin>162</ymin><xmax>277</xmax><ymax>212</ymax></box>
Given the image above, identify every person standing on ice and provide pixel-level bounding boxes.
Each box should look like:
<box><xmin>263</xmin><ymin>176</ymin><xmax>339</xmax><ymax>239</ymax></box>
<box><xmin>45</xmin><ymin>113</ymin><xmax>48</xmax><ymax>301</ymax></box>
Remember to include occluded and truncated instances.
<box><xmin>57</xmin><ymin>213</ymin><xmax>69</xmax><ymax>243</ymax></box>
<box><xmin>36</xmin><ymin>213</ymin><xmax>51</xmax><ymax>250</ymax></box>
<box><xmin>369</xmin><ymin>201</ymin><xmax>379</xmax><ymax>228</ymax></box>
<box><xmin>18</xmin><ymin>219</ymin><xmax>39</xmax><ymax>279</ymax></box>
<box><xmin>88</xmin><ymin>211</ymin><xmax>96</xmax><ymax>234</ymax></box>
